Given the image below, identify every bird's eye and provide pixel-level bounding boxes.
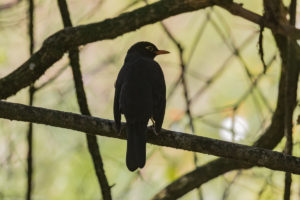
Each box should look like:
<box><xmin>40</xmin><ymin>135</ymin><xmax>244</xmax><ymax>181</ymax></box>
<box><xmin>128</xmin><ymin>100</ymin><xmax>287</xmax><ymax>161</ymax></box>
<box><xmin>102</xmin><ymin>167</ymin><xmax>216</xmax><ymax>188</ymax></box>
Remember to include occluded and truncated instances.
<box><xmin>145</xmin><ymin>46</ymin><xmax>154</xmax><ymax>51</ymax></box>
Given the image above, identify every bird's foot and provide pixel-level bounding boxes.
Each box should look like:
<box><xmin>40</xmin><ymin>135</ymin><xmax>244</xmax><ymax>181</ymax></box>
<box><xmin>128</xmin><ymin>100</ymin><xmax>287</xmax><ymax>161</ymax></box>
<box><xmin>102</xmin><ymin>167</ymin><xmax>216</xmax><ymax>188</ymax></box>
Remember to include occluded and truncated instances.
<box><xmin>152</xmin><ymin>125</ymin><xmax>159</xmax><ymax>136</ymax></box>
<box><xmin>150</xmin><ymin>118</ymin><xmax>159</xmax><ymax>135</ymax></box>
<box><xmin>118</xmin><ymin>126</ymin><xmax>125</xmax><ymax>136</ymax></box>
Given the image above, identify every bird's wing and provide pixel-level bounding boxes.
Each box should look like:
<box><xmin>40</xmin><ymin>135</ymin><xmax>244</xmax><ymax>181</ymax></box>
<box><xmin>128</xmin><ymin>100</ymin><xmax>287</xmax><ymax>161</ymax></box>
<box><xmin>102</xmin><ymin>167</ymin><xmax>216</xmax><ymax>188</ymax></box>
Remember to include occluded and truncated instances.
<box><xmin>116</xmin><ymin>58</ymin><xmax>166</xmax><ymax>131</ymax></box>
<box><xmin>114</xmin><ymin>66</ymin><xmax>126</xmax><ymax>131</ymax></box>
<box><xmin>147</xmin><ymin>60</ymin><xmax>166</xmax><ymax>132</ymax></box>
<box><xmin>119</xmin><ymin>59</ymin><xmax>153</xmax><ymax>122</ymax></box>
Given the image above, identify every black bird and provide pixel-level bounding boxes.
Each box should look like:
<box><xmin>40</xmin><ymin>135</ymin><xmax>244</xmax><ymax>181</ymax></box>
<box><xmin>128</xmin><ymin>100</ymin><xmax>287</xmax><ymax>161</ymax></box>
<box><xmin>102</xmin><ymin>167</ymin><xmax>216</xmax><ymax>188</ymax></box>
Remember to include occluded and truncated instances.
<box><xmin>114</xmin><ymin>41</ymin><xmax>168</xmax><ymax>171</ymax></box>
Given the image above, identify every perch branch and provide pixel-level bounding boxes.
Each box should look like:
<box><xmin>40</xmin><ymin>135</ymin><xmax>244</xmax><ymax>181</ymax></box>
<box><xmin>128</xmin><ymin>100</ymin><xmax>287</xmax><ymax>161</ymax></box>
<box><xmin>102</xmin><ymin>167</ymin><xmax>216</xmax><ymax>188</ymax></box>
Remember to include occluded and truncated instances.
<box><xmin>2</xmin><ymin>0</ymin><xmax>300</xmax><ymax>99</ymax></box>
<box><xmin>0</xmin><ymin>101</ymin><xmax>300</xmax><ymax>175</ymax></box>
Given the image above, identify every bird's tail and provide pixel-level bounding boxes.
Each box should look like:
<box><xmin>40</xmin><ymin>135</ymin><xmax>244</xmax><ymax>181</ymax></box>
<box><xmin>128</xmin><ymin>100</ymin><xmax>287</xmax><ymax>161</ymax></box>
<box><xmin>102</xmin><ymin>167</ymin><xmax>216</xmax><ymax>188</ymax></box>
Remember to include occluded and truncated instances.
<box><xmin>126</xmin><ymin>121</ymin><xmax>147</xmax><ymax>171</ymax></box>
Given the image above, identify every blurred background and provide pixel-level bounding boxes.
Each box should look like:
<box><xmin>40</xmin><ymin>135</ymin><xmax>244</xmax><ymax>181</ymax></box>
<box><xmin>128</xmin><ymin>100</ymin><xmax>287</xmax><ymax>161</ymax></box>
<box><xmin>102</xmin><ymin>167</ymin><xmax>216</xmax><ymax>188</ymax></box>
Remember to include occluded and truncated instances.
<box><xmin>0</xmin><ymin>0</ymin><xmax>300</xmax><ymax>199</ymax></box>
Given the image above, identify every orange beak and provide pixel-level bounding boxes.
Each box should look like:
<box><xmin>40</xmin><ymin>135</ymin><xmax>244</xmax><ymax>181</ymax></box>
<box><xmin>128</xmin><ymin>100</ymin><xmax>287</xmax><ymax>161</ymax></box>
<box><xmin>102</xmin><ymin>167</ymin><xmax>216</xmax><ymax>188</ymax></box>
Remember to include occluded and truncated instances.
<box><xmin>155</xmin><ymin>50</ymin><xmax>170</xmax><ymax>55</ymax></box>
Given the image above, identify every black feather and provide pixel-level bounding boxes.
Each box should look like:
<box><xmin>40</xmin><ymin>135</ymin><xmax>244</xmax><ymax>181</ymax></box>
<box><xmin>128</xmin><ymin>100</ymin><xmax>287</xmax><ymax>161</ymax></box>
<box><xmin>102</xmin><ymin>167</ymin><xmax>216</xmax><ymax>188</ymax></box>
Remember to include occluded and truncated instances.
<box><xmin>114</xmin><ymin>42</ymin><xmax>166</xmax><ymax>171</ymax></box>
<box><xmin>126</xmin><ymin>122</ymin><xmax>147</xmax><ymax>171</ymax></box>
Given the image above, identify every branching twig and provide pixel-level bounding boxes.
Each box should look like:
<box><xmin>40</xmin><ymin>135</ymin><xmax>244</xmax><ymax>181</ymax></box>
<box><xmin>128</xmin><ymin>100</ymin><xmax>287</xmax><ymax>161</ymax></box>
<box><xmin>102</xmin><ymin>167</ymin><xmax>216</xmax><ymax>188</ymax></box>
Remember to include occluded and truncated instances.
<box><xmin>233</xmin><ymin>55</ymin><xmax>276</xmax><ymax>107</ymax></box>
<box><xmin>257</xmin><ymin>173</ymin><xmax>273</xmax><ymax>200</ymax></box>
<box><xmin>258</xmin><ymin>19</ymin><xmax>267</xmax><ymax>73</ymax></box>
<box><xmin>167</xmin><ymin>10</ymin><xmax>210</xmax><ymax>101</ymax></box>
<box><xmin>152</xmin><ymin>27</ymin><xmax>299</xmax><ymax>198</ymax></box>
<box><xmin>167</xmin><ymin>24</ymin><xmax>204</xmax><ymax>199</ymax></box>
<box><xmin>2</xmin><ymin>0</ymin><xmax>300</xmax><ymax>100</ymax></box>
<box><xmin>190</xmin><ymin>32</ymin><xmax>257</xmax><ymax>103</ymax></box>
<box><xmin>208</xmin><ymin>12</ymin><xmax>273</xmax><ymax>113</ymax></box>
<box><xmin>154</xmin><ymin>4</ymin><xmax>203</xmax><ymax>197</ymax></box>
<box><xmin>34</xmin><ymin>64</ymin><xmax>69</xmax><ymax>91</ymax></box>
<box><xmin>0</xmin><ymin>1</ymin><xmax>300</xmax><ymax>199</ymax></box>
<box><xmin>222</xmin><ymin>171</ymin><xmax>242</xmax><ymax>200</ymax></box>
<box><xmin>0</xmin><ymin>0</ymin><xmax>214</xmax><ymax>100</ymax></box>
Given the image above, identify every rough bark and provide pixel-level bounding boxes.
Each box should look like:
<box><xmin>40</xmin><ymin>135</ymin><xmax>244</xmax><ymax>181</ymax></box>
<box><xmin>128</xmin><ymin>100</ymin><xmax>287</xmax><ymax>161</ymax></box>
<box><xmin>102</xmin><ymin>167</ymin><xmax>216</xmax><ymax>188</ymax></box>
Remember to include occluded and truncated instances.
<box><xmin>1</xmin><ymin>101</ymin><xmax>300</xmax><ymax>175</ymax></box>
<box><xmin>1</xmin><ymin>0</ymin><xmax>300</xmax><ymax>100</ymax></box>
<box><xmin>152</xmin><ymin>0</ymin><xmax>300</xmax><ymax>199</ymax></box>
<box><xmin>57</xmin><ymin>0</ymin><xmax>112</xmax><ymax>199</ymax></box>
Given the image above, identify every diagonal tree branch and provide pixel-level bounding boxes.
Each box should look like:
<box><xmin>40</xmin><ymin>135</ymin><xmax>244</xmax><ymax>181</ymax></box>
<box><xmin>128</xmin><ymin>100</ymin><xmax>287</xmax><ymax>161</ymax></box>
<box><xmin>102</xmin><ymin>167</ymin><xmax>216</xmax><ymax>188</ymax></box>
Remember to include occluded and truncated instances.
<box><xmin>56</xmin><ymin>0</ymin><xmax>111</xmax><ymax>199</ymax></box>
<box><xmin>151</xmin><ymin>48</ymin><xmax>288</xmax><ymax>200</ymax></box>
<box><xmin>34</xmin><ymin>64</ymin><xmax>68</xmax><ymax>91</ymax></box>
<box><xmin>1</xmin><ymin>100</ymin><xmax>300</xmax><ymax>175</ymax></box>
<box><xmin>1</xmin><ymin>0</ymin><xmax>300</xmax><ymax>100</ymax></box>
<box><xmin>152</xmin><ymin>1</ymin><xmax>300</xmax><ymax>199</ymax></box>
<box><xmin>190</xmin><ymin>32</ymin><xmax>257</xmax><ymax>104</ymax></box>
<box><xmin>1</xmin><ymin>2</ymin><xmax>299</xmax><ymax>198</ymax></box>
<box><xmin>156</xmin><ymin>15</ymin><xmax>205</xmax><ymax>198</ymax></box>
<box><xmin>215</xmin><ymin>1</ymin><xmax>300</xmax><ymax>37</ymax></box>
<box><xmin>158</xmin><ymin>18</ymin><xmax>204</xmax><ymax>200</ymax></box>
<box><xmin>167</xmin><ymin>10</ymin><xmax>209</xmax><ymax>101</ymax></box>
<box><xmin>0</xmin><ymin>0</ymin><xmax>213</xmax><ymax>99</ymax></box>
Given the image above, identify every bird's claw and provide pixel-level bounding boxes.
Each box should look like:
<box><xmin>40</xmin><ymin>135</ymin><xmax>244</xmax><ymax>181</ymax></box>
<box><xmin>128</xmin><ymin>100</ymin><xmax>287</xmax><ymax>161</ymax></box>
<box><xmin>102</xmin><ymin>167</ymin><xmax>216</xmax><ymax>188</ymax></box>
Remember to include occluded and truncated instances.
<box><xmin>150</xmin><ymin>118</ymin><xmax>159</xmax><ymax>135</ymax></box>
<box><xmin>152</xmin><ymin>125</ymin><xmax>159</xmax><ymax>135</ymax></box>
<box><xmin>117</xmin><ymin>126</ymin><xmax>125</xmax><ymax>136</ymax></box>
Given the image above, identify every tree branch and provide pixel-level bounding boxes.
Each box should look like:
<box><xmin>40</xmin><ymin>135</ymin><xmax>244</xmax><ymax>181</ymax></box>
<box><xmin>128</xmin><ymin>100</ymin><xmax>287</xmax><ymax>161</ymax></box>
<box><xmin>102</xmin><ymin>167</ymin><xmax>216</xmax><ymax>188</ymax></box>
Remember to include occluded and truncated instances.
<box><xmin>57</xmin><ymin>0</ymin><xmax>112</xmax><ymax>199</ymax></box>
<box><xmin>157</xmin><ymin>14</ymin><xmax>203</xmax><ymax>199</ymax></box>
<box><xmin>215</xmin><ymin>1</ymin><xmax>300</xmax><ymax>38</ymax></box>
<box><xmin>152</xmin><ymin>64</ymin><xmax>287</xmax><ymax>199</ymax></box>
<box><xmin>1</xmin><ymin>100</ymin><xmax>300</xmax><ymax>175</ymax></box>
<box><xmin>1</xmin><ymin>0</ymin><xmax>300</xmax><ymax>100</ymax></box>
<box><xmin>0</xmin><ymin>0</ymin><xmax>213</xmax><ymax>99</ymax></box>
<box><xmin>152</xmin><ymin>0</ymin><xmax>300</xmax><ymax>198</ymax></box>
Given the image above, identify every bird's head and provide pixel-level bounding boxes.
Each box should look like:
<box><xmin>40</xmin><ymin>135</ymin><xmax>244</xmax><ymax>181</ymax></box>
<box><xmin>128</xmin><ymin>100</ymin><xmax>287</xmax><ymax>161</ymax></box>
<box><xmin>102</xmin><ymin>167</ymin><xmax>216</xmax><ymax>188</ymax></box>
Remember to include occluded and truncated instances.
<box><xmin>127</xmin><ymin>41</ymin><xmax>169</xmax><ymax>59</ymax></box>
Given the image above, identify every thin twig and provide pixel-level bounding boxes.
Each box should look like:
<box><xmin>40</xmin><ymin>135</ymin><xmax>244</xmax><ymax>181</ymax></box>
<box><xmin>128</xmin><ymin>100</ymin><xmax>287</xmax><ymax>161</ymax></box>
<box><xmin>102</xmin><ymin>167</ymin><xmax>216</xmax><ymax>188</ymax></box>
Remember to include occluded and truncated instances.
<box><xmin>193</xmin><ymin>48</ymin><xmax>272</xmax><ymax>141</ymax></box>
<box><xmin>190</xmin><ymin>32</ymin><xmax>257</xmax><ymax>104</ymax></box>
<box><xmin>151</xmin><ymin>5</ymin><xmax>300</xmax><ymax>195</ymax></box>
<box><xmin>257</xmin><ymin>173</ymin><xmax>273</xmax><ymax>200</ymax></box>
<box><xmin>222</xmin><ymin>171</ymin><xmax>242</xmax><ymax>200</ymax></box>
<box><xmin>56</xmin><ymin>0</ymin><xmax>112</xmax><ymax>199</ymax></box>
<box><xmin>3</xmin><ymin>0</ymin><xmax>300</xmax><ymax>100</ymax></box>
<box><xmin>26</xmin><ymin>88</ymin><xmax>34</xmax><ymax>200</ymax></box>
<box><xmin>146</xmin><ymin>1</ymin><xmax>204</xmax><ymax>198</ymax></box>
<box><xmin>234</xmin><ymin>55</ymin><xmax>276</xmax><ymax>106</ymax></box>
<box><xmin>117</xmin><ymin>0</ymin><xmax>142</xmax><ymax>15</ymax></box>
<box><xmin>26</xmin><ymin>0</ymin><xmax>35</xmax><ymax>199</ymax></box>
<box><xmin>258</xmin><ymin>19</ymin><xmax>267</xmax><ymax>73</ymax></box>
<box><xmin>156</xmin><ymin>8</ymin><xmax>204</xmax><ymax>200</ymax></box>
<box><xmin>208</xmin><ymin>12</ymin><xmax>273</xmax><ymax>113</ymax></box>
<box><xmin>167</xmin><ymin>10</ymin><xmax>210</xmax><ymax>100</ymax></box>
<box><xmin>35</xmin><ymin>64</ymin><xmax>69</xmax><ymax>91</ymax></box>
<box><xmin>76</xmin><ymin>0</ymin><xmax>105</xmax><ymax>23</ymax></box>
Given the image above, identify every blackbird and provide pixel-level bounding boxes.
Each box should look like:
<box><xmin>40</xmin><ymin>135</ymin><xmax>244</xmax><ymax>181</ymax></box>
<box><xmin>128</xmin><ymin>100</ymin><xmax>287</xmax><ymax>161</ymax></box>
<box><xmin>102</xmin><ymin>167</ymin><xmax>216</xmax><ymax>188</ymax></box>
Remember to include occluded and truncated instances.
<box><xmin>114</xmin><ymin>41</ymin><xmax>168</xmax><ymax>171</ymax></box>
